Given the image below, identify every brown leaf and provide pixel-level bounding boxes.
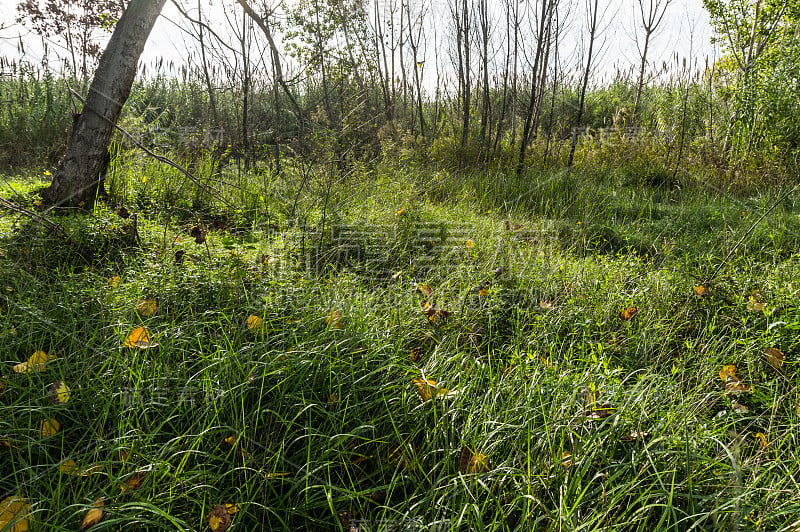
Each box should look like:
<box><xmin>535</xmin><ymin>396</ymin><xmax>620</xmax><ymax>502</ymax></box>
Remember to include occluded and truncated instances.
<box><xmin>458</xmin><ymin>446</ymin><xmax>489</xmax><ymax>474</ymax></box>
<box><xmin>621</xmin><ymin>431</ymin><xmax>651</xmax><ymax>442</ymax></box>
<box><xmin>764</xmin><ymin>347</ymin><xmax>785</xmax><ymax>370</ymax></box>
<box><xmin>618</xmin><ymin>306</ymin><xmax>638</xmax><ymax>320</ymax></box>
<box><xmin>119</xmin><ymin>471</ymin><xmax>144</xmax><ymax>493</ymax></box>
<box><xmin>80</xmin><ymin>497</ymin><xmax>104</xmax><ymax>530</ymax></box>
<box><xmin>207</xmin><ymin>504</ymin><xmax>231</xmax><ymax>532</ymax></box>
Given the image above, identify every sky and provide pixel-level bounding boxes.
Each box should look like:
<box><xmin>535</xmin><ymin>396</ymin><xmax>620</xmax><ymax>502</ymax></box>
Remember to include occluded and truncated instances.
<box><xmin>0</xmin><ymin>0</ymin><xmax>717</xmax><ymax>87</ymax></box>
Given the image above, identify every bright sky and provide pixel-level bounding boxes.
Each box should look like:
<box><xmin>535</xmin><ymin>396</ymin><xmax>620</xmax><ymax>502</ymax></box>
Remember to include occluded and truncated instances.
<box><xmin>0</xmin><ymin>0</ymin><xmax>716</xmax><ymax>86</ymax></box>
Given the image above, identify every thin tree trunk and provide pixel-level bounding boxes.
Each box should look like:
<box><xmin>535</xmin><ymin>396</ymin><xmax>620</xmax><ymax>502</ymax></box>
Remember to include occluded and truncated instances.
<box><xmin>42</xmin><ymin>0</ymin><xmax>166</xmax><ymax>208</ymax></box>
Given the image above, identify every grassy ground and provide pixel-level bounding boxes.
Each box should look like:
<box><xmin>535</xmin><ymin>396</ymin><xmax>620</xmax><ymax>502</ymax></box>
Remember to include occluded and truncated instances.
<box><xmin>1</xmin><ymin>157</ymin><xmax>800</xmax><ymax>531</ymax></box>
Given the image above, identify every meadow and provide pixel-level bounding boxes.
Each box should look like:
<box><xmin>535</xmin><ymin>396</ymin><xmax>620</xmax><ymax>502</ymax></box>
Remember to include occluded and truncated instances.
<box><xmin>2</xmin><ymin>70</ymin><xmax>800</xmax><ymax>531</ymax></box>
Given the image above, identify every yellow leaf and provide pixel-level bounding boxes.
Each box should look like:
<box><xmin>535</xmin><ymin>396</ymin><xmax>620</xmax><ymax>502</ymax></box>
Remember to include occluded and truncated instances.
<box><xmin>13</xmin><ymin>350</ymin><xmax>55</xmax><ymax>373</ymax></box>
<box><xmin>395</xmin><ymin>207</ymin><xmax>406</xmax><ymax>216</ymax></box>
<box><xmin>123</xmin><ymin>327</ymin><xmax>158</xmax><ymax>349</ymax></box>
<box><xmin>325</xmin><ymin>311</ymin><xmax>343</xmax><ymax>329</ymax></box>
<box><xmin>417</xmin><ymin>284</ymin><xmax>433</xmax><ymax>298</ymax></box>
<box><xmin>618</xmin><ymin>306</ymin><xmax>638</xmax><ymax>320</ymax></box>
<box><xmin>413</xmin><ymin>378</ymin><xmax>456</xmax><ymax>401</ymax></box>
<box><xmin>49</xmin><ymin>380</ymin><xmax>70</xmax><ymax>404</ymax></box>
<box><xmin>224</xmin><ymin>503</ymin><xmax>240</xmax><ymax>515</ymax></box>
<box><xmin>80</xmin><ymin>497</ymin><xmax>104</xmax><ymax>530</ymax></box>
<box><xmin>465</xmin><ymin>239</ymin><xmax>475</xmax><ymax>249</ymax></box>
<box><xmin>764</xmin><ymin>347</ymin><xmax>785</xmax><ymax>369</ymax></box>
<box><xmin>108</xmin><ymin>276</ymin><xmax>121</xmax><ymax>288</ymax></box>
<box><xmin>719</xmin><ymin>365</ymin><xmax>738</xmax><ymax>381</ymax></box>
<box><xmin>754</xmin><ymin>432</ymin><xmax>769</xmax><ymax>449</ymax></box>
<box><xmin>223</xmin><ymin>435</ymin><xmax>237</xmax><ymax>446</ymax></box>
<box><xmin>0</xmin><ymin>495</ymin><xmax>31</xmax><ymax>531</ymax></box>
<box><xmin>245</xmin><ymin>315</ymin><xmax>264</xmax><ymax>332</ymax></box>
<box><xmin>59</xmin><ymin>458</ymin><xmax>78</xmax><ymax>475</ymax></box>
<box><xmin>693</xmin><ymin>285</ymin><xmax>709</xmax><ymax>297</ymax></box>
<box><xmin>41</xmin><ymin>418</ymin><xmax>60</xmax><ymax>438</ymax></box>
<box><xmin>135</xmin><ymin>298</ymin><xmax>158</xmax><ymax>317</ymax></box>
<box><xmin>746</xmin><ymin>298</ymin><xmax>766</xmax><ymax>312</ymax></box>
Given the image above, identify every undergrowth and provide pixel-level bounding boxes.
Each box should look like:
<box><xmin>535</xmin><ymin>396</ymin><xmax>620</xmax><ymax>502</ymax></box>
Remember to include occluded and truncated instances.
<box><xmin>1</xmin><ymin>158</ymin><xmax>800</xmax><ymax>531</ymax></box>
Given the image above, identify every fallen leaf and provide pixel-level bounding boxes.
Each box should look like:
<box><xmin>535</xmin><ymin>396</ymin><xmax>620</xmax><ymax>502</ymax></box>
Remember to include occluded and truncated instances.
<box><xmin>458</xmin><ymin>446</ymin><xmax>489</xmax><ymax>474</ymax></box>
<box><xmin>764</xmin><ymin>347</ymin><xmax>785</xmax><ymax>370</ymax></box>
<box><xmin>41</xmin><ymin>418</ymin><xmax>60</xmax><ymax>438</ymax></box>
<box><xmin>123</xmin><ymin>327</ymin><xmax>158</xmax><ymax>349</ymax></box>
<box><xmin>409</xmin><ymin>346</ymin><xmax>422</xmax><ymax>362</ymax></box>
<box><xmin>223</xmin><ymin>435</ymin><xmax>237</xmax><ymax>447</ymax></box>
<box><xmin>387</xmin><ymin>441</ymin><xmax>417</xmax><ymax>469</ymax></box>
<box><xmin>119</xmin><ymin>472</ymin><xmax>144</xmax><ymax>492</ymax></box>
<box><xmin>80</xmin><ymin>497</ymin><xmax>104</xmax><ymax>530</ymax></box>
<box><xmin>325</xmin><ymin>311</ymin><xmax>343</xmax><ymax>329</ymax></box>
<box><xmin>747</xmin><ymin>299</ymin><xmax>766</xmax><ymax>312</ymax></box>
<box><xmin>465</xmin><ymin>239</ymin><xmax>475</xmax><ymax>249</ymax></box>
<box><xmin>395</xmin><ymin>207</ymin><xmax>406</xmax><ymax>216</ymax></box>
<box><xmin>245</xmin><ymin>315</ymin><xmax>265</xmax><ymax>332</ymax></box>
<box><xmin>726</xmin><ymin>380</ymin><xmax>752</xmax><ymax>393</ymax></box>
<box><xmin>693</xmin><ymin>285</ymin><xmax>710</xmax><ymax>297</ymax></box>
<box><xmin>49</xmin><ymin>381</ymin><xmax>70</xmax><ymax>404</ymax></box>
<box><xmin>560</xmin><ymin>451</ymin><xmax>573</xmax><ymax>468</ymax></box>
<box><xmin>0</xmin><ymin>495</ymin><xmax>31</xmax><ymax>531</ymax></box>
<box><xmin>417</xmin><ymin>284</ymin><xmax>433</xmax><ymax>298</ymax></box>
<box><xmin>754</xmin><ymin>432</ymin><xmax>769</xmax><ymax>449</ymax></box>
<box><xmin>108</xmin><ymin>276</ymin><xmax>121</xmax><ymax>288</ymax></box>
<box><xmin>326</xmin><ymin>393</ymin><xmax>339</xmax><ymax>411</ymax></box>
<box><xmin>621</xmin><ymin>431</ymin><xmax>651</xmax><ymax>442</ymax></box>
<box><xmin>59</xmin><ymin>458</ymin><xmax>79</xmax><ymax>475</ymax></box>
<box><xmin>207</xmin><ymin>504</ymin><xmax>231</xmax><ymax>531</ymax></box>
<box><xmin>224</xmin><ymin>504</ymin><xmax>240</xmax><ymax>515</ymax></box>
<box><xmin>587</xmin><ymin>402</ymin><xmax>615</xmax><ymax>419</ymax></box>
<box><xmin>135</xmin><ymin>299</ymin><xmax>158</xmax><ymax>317</ymax></box>
<box><xmin>413</xmin><ymin>378</ymin><xmax>456</xmax><ymax>401</ymax></box>
<box><xmin>539</xmin><ymin>300</ymin><xmax>554</xmax><ymax>309</ymax></box>
<box><xmin>13</xmin><ymin>350</ymin><xmax>55</xmax><ymax>373</ymax></box>
<box><xmin>719</xmin><ymin>365</ymin><xmax>738</xmax><ymax>381</ymax></box>
<box><xmin>618</xmin><ymin>307</ymin><xmax>638</xmax><ymax>320</ymax></box>
<box><xmin>731</xmin><ymin>399</ymin><xmax>749</xmax><ymax>413</ymax></box>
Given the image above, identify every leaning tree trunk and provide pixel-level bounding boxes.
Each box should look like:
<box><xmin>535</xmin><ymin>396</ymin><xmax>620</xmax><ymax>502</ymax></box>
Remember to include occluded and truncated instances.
<box><xmin>42</xmin><ymin>0</ymin><xmax>166</xmax><ymax>208</ymax></box>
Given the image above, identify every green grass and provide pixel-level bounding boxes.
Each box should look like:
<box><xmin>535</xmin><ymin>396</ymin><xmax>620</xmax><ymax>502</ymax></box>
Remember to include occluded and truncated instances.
<box><xmin>2</xmin><ymin>158</ymin><xmax>800</xmax><ymax>531</ymax></box>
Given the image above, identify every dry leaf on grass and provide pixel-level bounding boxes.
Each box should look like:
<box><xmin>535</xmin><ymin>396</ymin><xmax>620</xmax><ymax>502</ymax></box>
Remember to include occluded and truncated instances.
<box><xmin>13</xmin><ymin>350</ymin><xmax>55</xmax><ymax>373</ymax></box>
<box><xmin>207</xmin><ymin>504</ymin><xmax>231</xmax><ymax>532</ymax></box>
<box><xmin>0</xmin><ymin>496</ymin><xmax>31</xmax><ymax>531</ymax></box>
<box><xmin>41</xmin><ymin>418</ymin><xmax>60</xmax><ymax>438</ymax></box>
<box><xmin>457</xmin><ymin>446</ymin><xmax>489</xmax><ymax>474</ymax></box>
<box><xmin>245</xmin><ymin>315</ymin><xmax>265</xmax><ymax>332</ymax></box>
<box><xmin>123</xmin><ymin>327</ymin><xmax>158</xmax><ymax>349</ymax></box>
<box><xmin>80</xmin><ymin>497</ymin><xmax>104</xmax><ymax>530</ymax></box>
<box><xmin>49</xmin><ymin>381</ymin><xmax>70</xmax><ymax>404</ymax></box>
<box><xmin>413</xmin><ymin>378</ymin><xmax>457</xmax><ymax>401</ymax></box>
<box><xmin>135</xmin><ymin>299</ymin><xmax>158</xmax><ymax>317</ymax></box>
<box><xmin>764</xmin><ymin>347</ymin><xmax>785</xmax><ymax>370</ymax></box>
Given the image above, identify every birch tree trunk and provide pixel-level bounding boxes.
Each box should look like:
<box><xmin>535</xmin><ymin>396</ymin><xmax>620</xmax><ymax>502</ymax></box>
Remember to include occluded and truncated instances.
<box><xmin>42</xmin><ymin>0</ymin><xmax>166</xmax><ymax>208</ymax></box>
